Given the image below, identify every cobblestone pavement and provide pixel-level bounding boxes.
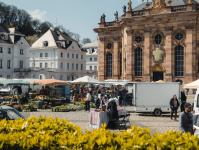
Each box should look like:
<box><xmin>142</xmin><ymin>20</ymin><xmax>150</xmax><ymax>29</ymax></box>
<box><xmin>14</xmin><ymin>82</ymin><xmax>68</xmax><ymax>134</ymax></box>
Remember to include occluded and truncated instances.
<box><xmin>21</xmin><ymin>94</ymin><xmax>195</xmax><ymax>134</ymax></box>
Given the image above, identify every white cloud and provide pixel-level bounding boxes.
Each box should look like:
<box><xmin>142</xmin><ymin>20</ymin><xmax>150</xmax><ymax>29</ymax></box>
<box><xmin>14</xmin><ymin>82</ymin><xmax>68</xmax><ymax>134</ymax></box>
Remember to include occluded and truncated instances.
<box><xmin>28</xmin><ymin>9</ymin><xmax>47</xmax><ymax>21</ymax></box>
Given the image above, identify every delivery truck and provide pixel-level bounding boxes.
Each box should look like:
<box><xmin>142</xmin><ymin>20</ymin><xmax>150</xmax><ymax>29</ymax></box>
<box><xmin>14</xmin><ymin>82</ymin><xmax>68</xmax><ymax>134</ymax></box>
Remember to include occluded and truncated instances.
<box><xmin>130</xmin><ymin>82</ymin><xmax>181</xmax><ymax>116</ymax></box>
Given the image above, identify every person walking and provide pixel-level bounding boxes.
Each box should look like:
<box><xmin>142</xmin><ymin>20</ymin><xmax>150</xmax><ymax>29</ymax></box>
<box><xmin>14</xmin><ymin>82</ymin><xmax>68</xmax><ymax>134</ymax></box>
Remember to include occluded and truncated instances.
<box><xmin>121</xmin><ymin>86</ymin><xmax>128</xmax><ymax>106</ymax></box>
<box><xmin>86</xmin><ymin>91</ymin><xmax>92</xmax><ymax>112</ymax></box>
<box><xmin>179</xmin><ymin>103</ymin><xmax>194</xmax><ymax>135</ymax></box>
<box><xmin>169</xmin><ymin>94</ymin><xmax>180</xmax><ymax>120</ymax></box>
<box><xmin>181</xmin><ymin>90</ymin><xmax>187</xmax><ymax>112</ymax></box>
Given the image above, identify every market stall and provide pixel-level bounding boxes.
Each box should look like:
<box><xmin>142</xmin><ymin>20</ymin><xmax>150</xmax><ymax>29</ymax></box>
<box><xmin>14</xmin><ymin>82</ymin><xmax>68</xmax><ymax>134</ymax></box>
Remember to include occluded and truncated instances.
<box><xmin>30</xmin><ymin>79</ymin><xmax>73</xmax><ymax>109</ymax></box>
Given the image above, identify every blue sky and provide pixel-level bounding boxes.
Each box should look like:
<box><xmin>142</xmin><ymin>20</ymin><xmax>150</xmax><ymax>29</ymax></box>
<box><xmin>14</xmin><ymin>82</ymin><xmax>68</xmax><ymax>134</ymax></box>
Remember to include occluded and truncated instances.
<box><xmin>1</xmin><ymin>0</ymin><xmax>147</xmax><ymax>42</ymax></box>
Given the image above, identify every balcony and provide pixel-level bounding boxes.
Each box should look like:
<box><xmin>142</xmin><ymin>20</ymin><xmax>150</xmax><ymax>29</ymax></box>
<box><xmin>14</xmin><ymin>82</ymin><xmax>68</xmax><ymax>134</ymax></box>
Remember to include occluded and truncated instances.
<box><xmin>14</xmin><ymin>68</ymin><xmax>31</xmax><ymax>72</ymax></box>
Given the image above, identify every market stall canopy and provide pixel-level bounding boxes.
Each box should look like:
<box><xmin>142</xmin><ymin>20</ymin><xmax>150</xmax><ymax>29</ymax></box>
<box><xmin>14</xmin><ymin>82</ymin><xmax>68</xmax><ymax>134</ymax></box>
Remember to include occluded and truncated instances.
<box><xmin>0</xmin><ymin>79</ymin><xmax>39</xmax><ymax>86</ymax></box>
<box><xmin>184</xmin><ymin>79</ymin><xmax>199</xmax><ymax>89</ymax></box>
<box><xmin>71</xmin><ymin>76</ymin><xmax>100</xmax><ymax>84</ymax></box>
<box><xmin>30</xmin><ymin>79</ymin><xmax>73</xmax><ymax>87</ymax></box>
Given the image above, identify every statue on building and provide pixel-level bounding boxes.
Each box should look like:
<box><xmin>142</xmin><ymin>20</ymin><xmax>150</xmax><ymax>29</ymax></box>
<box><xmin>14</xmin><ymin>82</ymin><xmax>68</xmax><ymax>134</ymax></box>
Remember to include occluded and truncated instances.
<box><xmin>114</xmin><ymin>11</ymin><xmax>119</xmax><ymax>22</ymax></box>
<box><xmin>100</xmin><ymin>13</ymin><xmax>106</xmax><ymax>23</ymax></box>
<box><xmin>123</xmin><ymin>5</ymin><xmax>126</xmax><ymax>15</ymax></box>
<box><xmin>128</xmin><ymin>0</ymin><xmax>132</xmax><ymax>11</ymax></box>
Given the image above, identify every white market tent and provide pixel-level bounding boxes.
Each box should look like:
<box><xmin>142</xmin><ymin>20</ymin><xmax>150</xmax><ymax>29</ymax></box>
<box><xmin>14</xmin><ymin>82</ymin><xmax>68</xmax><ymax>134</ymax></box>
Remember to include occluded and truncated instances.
<box><xmin>184</xmin><ymin>79</ymin><xmax>199</xmax><ymax>89</ymax></box>
<box><xmin>71</xmin><ymin>76</ymin><xmax>100</xmax><ymax>84</ymax></box>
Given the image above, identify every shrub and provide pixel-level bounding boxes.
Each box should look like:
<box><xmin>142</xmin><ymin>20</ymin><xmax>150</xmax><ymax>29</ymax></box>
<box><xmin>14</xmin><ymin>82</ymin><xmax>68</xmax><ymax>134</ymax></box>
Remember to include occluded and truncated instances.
<box><xmin>0</xmin><ymin>117</ymin><xmax>199</xmax><ymax>149</ymax></box>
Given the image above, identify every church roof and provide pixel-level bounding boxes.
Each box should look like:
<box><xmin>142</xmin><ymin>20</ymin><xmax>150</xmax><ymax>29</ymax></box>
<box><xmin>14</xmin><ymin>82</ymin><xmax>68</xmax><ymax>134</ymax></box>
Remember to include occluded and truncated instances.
<box><xmin>133</xmin><ymin>0</ymin><xmax>199</xmax><ymax>11</ymax></box>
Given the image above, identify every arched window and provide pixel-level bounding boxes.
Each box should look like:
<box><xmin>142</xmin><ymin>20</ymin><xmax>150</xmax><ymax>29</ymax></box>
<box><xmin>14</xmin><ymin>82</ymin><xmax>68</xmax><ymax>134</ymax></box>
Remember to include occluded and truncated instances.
<box><xmin>120</xmin><ymin>53</ymin><xmax>122</xmax><ymax>76</ymax></box>
<box><xmin>135</xmin><ymin>47</ymin><xmax>142</xmax><ymax>76</ymax></box>
<box><xmin>155</xmin><ymin>34</ymin><xmax>162</xmax><ymax>45</ymax></box>
<box><xmin>106</xmin><ymin>53</ymin><xmax>112</xmax><ymax>77</ymax></box>
<box><xmin>175</xmin><ymin>45</ymin><xmax>184</xmax><ymax>76</ymax></box>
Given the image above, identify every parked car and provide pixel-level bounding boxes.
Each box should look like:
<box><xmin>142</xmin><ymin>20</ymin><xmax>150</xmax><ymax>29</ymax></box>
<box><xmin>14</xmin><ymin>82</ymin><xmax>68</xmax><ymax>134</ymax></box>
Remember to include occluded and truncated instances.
<box><xmin>193</xmin><ymin>113</ymin><xmax>199</xmax><ymax>137</ymax></box>
<box><xmin>0</xmin><ymin>105</ymin><xmax>25</xmax><ymax>120</ymax></box>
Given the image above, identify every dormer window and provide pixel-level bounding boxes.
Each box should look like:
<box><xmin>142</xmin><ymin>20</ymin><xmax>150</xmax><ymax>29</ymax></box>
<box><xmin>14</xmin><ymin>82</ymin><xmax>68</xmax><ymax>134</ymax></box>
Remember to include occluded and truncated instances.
<box><xmin>43</xmin><ymin>41</ymin><xmax>48</xmax><ymax>47</ymax></box>
<box><xmin>92</xmin><ymin>48</ymin><xmax>95</xmax><ymax>53</ymax></box>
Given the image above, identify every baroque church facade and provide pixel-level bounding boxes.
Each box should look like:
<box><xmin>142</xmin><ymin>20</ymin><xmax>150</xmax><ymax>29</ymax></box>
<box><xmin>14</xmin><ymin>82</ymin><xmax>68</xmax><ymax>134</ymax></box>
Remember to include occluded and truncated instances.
<box><xmin>94</xmin><ymin>0</ymin><xmax>199</xmax><ymax>84</ymax></box>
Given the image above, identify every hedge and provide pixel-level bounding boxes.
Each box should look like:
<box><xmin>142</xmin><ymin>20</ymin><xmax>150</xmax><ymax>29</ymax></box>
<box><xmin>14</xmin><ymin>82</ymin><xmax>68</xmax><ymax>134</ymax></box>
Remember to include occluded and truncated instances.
<box><xmin>0</xmin><ymin>117</ymin><xmax>198</xmax><ymax>149</ymax></box>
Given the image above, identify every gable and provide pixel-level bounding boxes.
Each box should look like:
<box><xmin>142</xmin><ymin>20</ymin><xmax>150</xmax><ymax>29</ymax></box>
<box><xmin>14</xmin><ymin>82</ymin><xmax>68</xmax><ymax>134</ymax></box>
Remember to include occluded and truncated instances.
<box><xmin>16</xmin><ymin>37</ymin><xmax>30</xmax><ymax>47</ymax></box>
<box><xmin>31</xmin><ymin>29</ymin><xmax>57</xmax><ymax>48</ymax></box>
<box><xmin>67</xmin><ymin>41</ymin><xmax>82</xmax><ymax>52</ymax></box>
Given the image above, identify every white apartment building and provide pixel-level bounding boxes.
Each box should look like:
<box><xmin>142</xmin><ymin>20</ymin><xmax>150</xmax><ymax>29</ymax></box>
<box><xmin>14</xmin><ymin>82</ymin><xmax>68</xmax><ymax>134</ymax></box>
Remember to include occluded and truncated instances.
<box><xmin>82</xmin><ymin>39</ymin><xmax>98</xmax><ymax>79</ymax></box>
<box><xmin>30</xmin><ymin>29</ymin><xmax>86</xmax><ymax>81</ymax></box>
<box><xmin>0</xmin><ymin>24</ymin><xmax>31</xmax><ymax>79</ymax></box>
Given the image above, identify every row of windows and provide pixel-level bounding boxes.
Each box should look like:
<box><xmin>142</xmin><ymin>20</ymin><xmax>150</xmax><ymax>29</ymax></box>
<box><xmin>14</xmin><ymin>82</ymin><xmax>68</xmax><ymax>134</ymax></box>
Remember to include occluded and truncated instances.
<box><xmin>0</xmin><ymin>60</ymin><xmax>23</xmax><ymax>69</ymax></box>
<box><xmin>36</xmin><ymin>62</ymin><xmax>84</xmax><ymax>70</ymax></box>
<box><xmin>0</xmin><ymin>47</ymin><xmax>24</xmax><ymax>55</ymax></box>
<box><xmin>105</xmin><ymin>45</ymin><xmax>185</xmax><ymax>77</ymax></box>
<box><xmin>39</xmin><ymin>52</ymin><xmax>84</xmax><ymax>59</ymax></box>
<box><xmin>90</xmin><ymin>57</ymin><xmax>98</xmax><ymax>61</ymax></box>
<box><xmin>89</xmin><ymin>66</ymin><xmax>97</xmax><ymax>71</ymax></box>
<box><xmin>0</xmin><ymin>75</ymin><xmax>10</xmax><ymax>79</ymax></box>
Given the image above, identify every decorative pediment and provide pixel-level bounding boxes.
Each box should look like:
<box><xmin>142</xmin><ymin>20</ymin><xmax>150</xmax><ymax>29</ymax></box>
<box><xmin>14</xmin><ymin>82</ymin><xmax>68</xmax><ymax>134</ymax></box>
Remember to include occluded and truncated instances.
<box><xmin>16</xmin><ymin>37</ymin><xmax>30</xmax><ymax>47</ymax></box>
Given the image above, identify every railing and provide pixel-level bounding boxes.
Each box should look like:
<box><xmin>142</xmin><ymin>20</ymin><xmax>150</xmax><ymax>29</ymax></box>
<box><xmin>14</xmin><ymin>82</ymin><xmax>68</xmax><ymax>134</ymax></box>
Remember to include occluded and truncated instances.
<box><xmin>105</xmin><ymin>21</ymin><xmax>115</xmax><ymax>27</ymax></box>
<box><xmin>14</xmin><ymin>68</ymin><xmax>31</xmax><ymax>72</ymax></box>
<box><xmin>172</xmin><ymin>5</ymin><xmax>187</xmax><ymax>12</ymax></box>
<box><xmin>132</xmin><ymin>10</ymin><xmax>145</xmax><ymax>16</ymax></box>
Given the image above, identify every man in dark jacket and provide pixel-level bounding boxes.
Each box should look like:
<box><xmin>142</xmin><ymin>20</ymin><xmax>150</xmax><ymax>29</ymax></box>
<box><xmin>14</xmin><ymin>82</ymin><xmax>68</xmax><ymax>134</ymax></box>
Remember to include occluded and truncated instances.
<box><xmin>107</xmin><ymin>100</ymin><xmax>118</xmax><ymax>129</ymax></box>
<box><xmin>95</xmin><ymin>94</ymin><xmax>105</xmax><ymax>109</ymax></box>
<box><xmin>169</xmin><ymin>94</ymin><xmax>180</xmax><ymax>120</ymax></box>
<box><xmin>179</xmin><ymin>103</ymin><xmax>193</xmax><ymax>135</ymax></box>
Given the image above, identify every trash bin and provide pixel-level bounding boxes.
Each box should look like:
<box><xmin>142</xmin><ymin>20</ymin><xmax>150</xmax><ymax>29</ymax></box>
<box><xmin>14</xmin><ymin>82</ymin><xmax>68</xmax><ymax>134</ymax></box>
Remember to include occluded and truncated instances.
<box><xmin>34</xmin><ymin>100</ymin><xmax>43</xmax><ymax>109</ymax></box>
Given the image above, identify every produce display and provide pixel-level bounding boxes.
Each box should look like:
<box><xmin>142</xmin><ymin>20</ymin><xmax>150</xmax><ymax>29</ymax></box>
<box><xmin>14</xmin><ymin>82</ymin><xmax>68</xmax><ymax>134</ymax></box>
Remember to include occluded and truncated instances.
<box><xmin>0</xmin><ymin>117</ymin><xmax>198</xmax><ymax>149</ymax></box>
<box><xmin>52</xmin><ymin>102</ymin><xmax>96</xmax><ymax>112</ymax></box>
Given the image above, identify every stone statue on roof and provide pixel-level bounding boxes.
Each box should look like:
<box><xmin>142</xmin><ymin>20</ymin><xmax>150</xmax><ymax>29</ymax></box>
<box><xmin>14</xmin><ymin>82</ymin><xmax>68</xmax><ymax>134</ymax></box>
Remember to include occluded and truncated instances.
<box><xmin>114</xmin><ymin>11</ymin><xmax>119</xmax><ymax>22</ymax></box>
<box><xmin>100</xmin><ymin>14</ymin><xmax>106</xmax><ymax>23</ymax></box>
<box><xmin>123</xmin><ymin>5</ymin><xmax>126</xmax><ymax>14</ymax></box>
<box><xmin>128</xmin><ymin>0</ymin><xmax>132</xmax><ymax>11</ymax></box>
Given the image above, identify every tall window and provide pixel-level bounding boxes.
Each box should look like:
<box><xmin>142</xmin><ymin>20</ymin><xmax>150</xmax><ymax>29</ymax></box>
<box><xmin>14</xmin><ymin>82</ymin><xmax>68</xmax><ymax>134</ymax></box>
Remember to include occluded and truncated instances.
<box><xmin>67</xmin><ymin>63</ymin><xmax>69</xmax><ymax>70</ymax></box>
<box><xmin>45</xmin><ymin>63</ymin><xmax>48</xmax><ymax>68</ymax></box>
<box><xmin>61</xmin><ymin>53</ymin><xmax>63</xmax><ymax>57</ymax></box>
<box><xmin>45</xmin><ymin>53</ymin><xmax>48</xmax><ymax>57</ymax></box>
<box><xmin>72</xmin><ymin>63</ymin><xmax>74</xmax><ymax>70</ymax></box>
<box><xmin>81</xmin><ymin>64</ymin><xmax>83</xmax><ymax>70</ymax></box>
<box><xmin>40</xmin><ymin>63</ymin><xmax>42</xmax><ymax>68</ymax></box>
<box><xmin>81</xmin><ymin>55</ymin><xmax>83</xmax><ymax>59</ymax></box>
<box><xmin>20</xmin><ymin>49</ymin><xmax>23</xmax><ymax>55</ymax></box>
<box><xmin>76</xmin><ymin>64</ymin><xmax>78</xmax><ymax>70</ymax></box>
<box><xmin>120</xmin><ymin>53</ymin><xmax>122</xmax><ymax>76</ymax></box>
<box><xmin>94</xmin><ymin>58</ymin><xmax>97</xmax><ymax>61</ymax></box>
<box><xmin>60</xmin><ymin>63</ymin><xmax>63</xmax><ymax>69</ymax></box>
<box><xmin>40</xmin><ymin>53</ymin><xmax>43</xmax><ymax>57</ymax></box>
<box><xmin>90</xmin><ymin>57</ymin><xmax>92</xmax><ymax>61</ymax></box>
<box><xmin>76</xmin><ymin>54</ymin><xmax>78</xmax><ymax>59</ymax></box>
<box><xmin>94</xmin><ymin>66</ymin><xmax>97</xmax><ymax>71</ymax></box>
<box><xmin>135</xmin><ymin>47</ymin><xmax>142</xmax><ymax>76</ymax></box>
<box><xmin>7</xmin><ymin>75</ymin><xmax>10</xmax><ymax>79</ymax></box>
<box><xmin>0</xmin><ymin>59</ymin><xmax>2</xmax><ymax>68</ymax></box>
<box><xmin>7</xmin><ymin>60</ymin><xmax>11</xmax><ymax>69</ymax></box>
<box><xmin>67</xmin><ymin>53</ymin><xmax>70</xmax><ymax>58</ymax></box>
<box><xmin>0</xmin><ymin>47</ymin><xmax>3</xmax><ymax>53</ymax></box>
<box><xmin>72</xmin><ymin>54</ymin><xmax>74</xmax><ymax>58</ymax></box>
<box><xmin>106</xmin><ymin>53</ymin><xmax>112</xmax><ymax>77</ymax></box>
<box><xmin>90</xmin><ymin>66</ymin><xmax>92</xmax><ymax>70</ymax></box>
<box><xmin>8</xmin><ymin>48</ymin><xmax>11</xmax><ymax>54</ymax></box>
<box><xmin>175</xmin><ymin>45</ymin><xmax>184</xmax><ymax>76</ymax></box>
<box><xmin>19</xmin><ymin>61</ymin><xmax>23</xmax><ymax>69</ymax></box>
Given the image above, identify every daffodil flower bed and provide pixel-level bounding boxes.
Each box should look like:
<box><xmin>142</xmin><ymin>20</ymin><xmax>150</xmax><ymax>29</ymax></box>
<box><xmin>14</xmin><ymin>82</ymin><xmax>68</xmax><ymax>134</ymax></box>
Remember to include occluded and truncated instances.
<box><xmin>0</xmin><ymin>117</ymin><xmax>198</xmax><ymax>149</ymax></box>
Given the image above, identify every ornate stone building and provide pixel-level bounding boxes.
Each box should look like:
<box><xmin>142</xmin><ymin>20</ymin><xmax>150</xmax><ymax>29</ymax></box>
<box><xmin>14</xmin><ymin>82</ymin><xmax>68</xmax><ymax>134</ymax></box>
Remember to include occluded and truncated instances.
<box><xmin>94</xmin><ymin>0</ymin><xmax>199</xmax><ymax>84</ymax></box>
